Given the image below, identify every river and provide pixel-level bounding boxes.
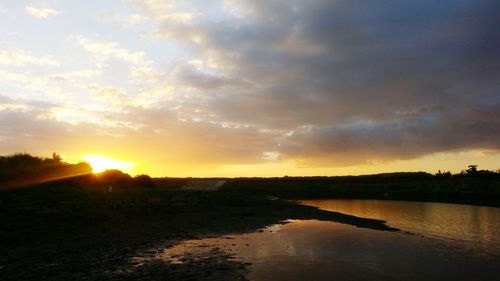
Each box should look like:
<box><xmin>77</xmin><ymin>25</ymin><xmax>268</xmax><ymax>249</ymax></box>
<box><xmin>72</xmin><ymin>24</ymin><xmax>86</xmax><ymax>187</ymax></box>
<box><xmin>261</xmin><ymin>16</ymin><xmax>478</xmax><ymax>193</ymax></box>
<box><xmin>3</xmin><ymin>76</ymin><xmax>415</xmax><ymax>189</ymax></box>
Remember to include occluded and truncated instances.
<box><xmin>162</xmin><ymin>200</ymin><xmax>500</xmax><ymax>281</ymax></box>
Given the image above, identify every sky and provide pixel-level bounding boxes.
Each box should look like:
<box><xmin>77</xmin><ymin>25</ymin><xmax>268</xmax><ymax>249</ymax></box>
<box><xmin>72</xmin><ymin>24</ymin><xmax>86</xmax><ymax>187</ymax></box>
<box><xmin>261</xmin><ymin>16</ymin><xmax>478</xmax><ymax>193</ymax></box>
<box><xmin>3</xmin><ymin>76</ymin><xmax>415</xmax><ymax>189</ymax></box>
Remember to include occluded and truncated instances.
<box><xmin>0</xmin><ymin>0</ymin><xmax>499</xmax><ymax>177</ymax></box>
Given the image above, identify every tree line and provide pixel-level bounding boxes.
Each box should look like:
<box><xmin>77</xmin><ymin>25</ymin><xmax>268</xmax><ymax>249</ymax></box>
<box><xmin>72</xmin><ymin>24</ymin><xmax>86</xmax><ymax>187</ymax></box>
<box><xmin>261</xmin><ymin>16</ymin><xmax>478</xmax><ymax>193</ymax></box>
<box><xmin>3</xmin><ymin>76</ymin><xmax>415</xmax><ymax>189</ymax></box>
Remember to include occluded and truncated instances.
<box><xmin>0</xmin><ymin>153</ymin><xmax>153</xmax><ymax>190</ymax></box>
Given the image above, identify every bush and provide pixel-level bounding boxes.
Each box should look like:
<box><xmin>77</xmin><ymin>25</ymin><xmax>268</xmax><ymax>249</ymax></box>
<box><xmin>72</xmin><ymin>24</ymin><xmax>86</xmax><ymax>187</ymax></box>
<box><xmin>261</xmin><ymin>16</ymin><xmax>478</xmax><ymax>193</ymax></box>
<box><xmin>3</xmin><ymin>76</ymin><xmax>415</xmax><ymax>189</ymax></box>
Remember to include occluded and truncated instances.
<box><xmin>133</xmin><ymin>175</ymin><xmax>155</xmax><ymax>188</ymax></box>
<box><xmin>96</xmin><ymin>169</ymin><xmax>132</xmax><ymax>186</ymax></box>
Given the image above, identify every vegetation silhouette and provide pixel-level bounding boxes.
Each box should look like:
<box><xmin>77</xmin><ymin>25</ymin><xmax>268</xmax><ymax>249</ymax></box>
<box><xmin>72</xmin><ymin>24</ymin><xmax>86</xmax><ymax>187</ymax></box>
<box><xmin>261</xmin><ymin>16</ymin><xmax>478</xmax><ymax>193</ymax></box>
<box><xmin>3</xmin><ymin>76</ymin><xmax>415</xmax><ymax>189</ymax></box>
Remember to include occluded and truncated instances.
<box><xmin>93</xmin><ymin>169</ymin><xmax>155</xmax><ymax>189</ymax></box>
<box><xmin>155</xmin><ymin>168</ymin><xmax>500</xmax><ymax>206</ymax></box>
<box><xmin>0</xmin><ymin>152</ymin><xmax>498</xmax><ymax>205</ymax></box>
<box><xmin>0</xmin><ymin>153</ymin><xmax>92</xmax><ymax>189</ymax></box>
<box><xmin>0</xmin><ymin>153</ymin><xmax>155</xmax><ymax>190</ymax></box>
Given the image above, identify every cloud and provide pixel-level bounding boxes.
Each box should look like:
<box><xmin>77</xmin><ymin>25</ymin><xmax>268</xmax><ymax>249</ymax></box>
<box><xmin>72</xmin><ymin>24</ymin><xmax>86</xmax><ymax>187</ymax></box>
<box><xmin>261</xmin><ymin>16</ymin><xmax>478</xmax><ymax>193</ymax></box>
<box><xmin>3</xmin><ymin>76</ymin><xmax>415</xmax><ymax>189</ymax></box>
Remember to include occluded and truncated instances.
<box><xmin>130</xmin><ymin>0</ymin><xmax>499</xmax><ymax>165</ymax></box>
<box><xmin>0</xmin><ymin>105</ymin><xmax>280</xmax><ymax>167</ymax></box>
<box><xmin>281</xmin><ymin>102</ymin><xmax>500</xmax><ymax>166</ymax></box>
<box><xmin>88</xmin><ymin>86</ymin><xmax>128</xmax><ymax>108</ymax></box>
<box><xmin>0</xmin><ymin>49</ymin><xmax>59</xmax><ymax>66</ymax></box>
<box><xmin>0</xmin><ymin>95</ymin><xmax>29</xmax><ymax>111</ymax></box>
<box><xmin>90</xmin><ymin>86</ymin><xmax>125</xmax><ymax>99</ymax></box>
<box><xmin>126</xmin><ymin>0</ymin><xmax>176</xmax><ymax>18</ymax></box>
<box><xmin>172</xmin><ymin>60</ymin><xmax>251</xmax><ymax>90</ymax></box>
<box><xmin>25</xmin><ymin>6</ymin><xmax>61</xmax><ymax>19</ymax></box>
<box><xmin>1</xmin><ymin>0</ymin><xmax>499</xmax><ymax>172</ymax></box>
<box><xmin>74</xmin><ymin>35</ymin><xmax>147</xmax><ymax>65</ymax></box>
<box><xmin>51</xmin><ymin>69</ymin><xmax>101</xmax><ymax>81</ymax></box>
<box><xmin>97</xmin><ymin>12</ymin><xmax>147</xmax><ymax>27</ymax></box>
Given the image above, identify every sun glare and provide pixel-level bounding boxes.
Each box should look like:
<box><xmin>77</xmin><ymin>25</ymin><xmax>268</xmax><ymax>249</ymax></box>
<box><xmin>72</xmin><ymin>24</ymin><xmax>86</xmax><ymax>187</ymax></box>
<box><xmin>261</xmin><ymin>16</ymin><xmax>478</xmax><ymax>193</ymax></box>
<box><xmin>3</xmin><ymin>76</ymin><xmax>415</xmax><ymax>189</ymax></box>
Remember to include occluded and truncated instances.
<box><xmin>83</xmin><ymin>155</ymin><xmax>135</xmax><ymax>174</ymax></box>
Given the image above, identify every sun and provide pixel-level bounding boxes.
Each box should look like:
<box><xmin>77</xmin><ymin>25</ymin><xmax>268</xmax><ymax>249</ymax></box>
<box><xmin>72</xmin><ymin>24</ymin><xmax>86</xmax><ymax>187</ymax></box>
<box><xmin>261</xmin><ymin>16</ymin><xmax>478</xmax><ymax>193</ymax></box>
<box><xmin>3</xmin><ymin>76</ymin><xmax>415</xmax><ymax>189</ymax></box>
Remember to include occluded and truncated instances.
<box><xmin>83</xmin><ymin>155</ymin><xmax>135</xmax><ymax>174</ymax></box>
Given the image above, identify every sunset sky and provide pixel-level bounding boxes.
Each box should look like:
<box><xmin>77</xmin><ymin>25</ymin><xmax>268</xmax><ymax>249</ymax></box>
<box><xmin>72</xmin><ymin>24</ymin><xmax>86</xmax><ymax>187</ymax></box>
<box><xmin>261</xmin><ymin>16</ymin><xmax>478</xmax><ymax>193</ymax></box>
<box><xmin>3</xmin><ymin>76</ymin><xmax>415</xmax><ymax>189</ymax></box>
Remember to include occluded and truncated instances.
<box><xmin>0</xmin><ymin>0</ymin><xmax>498</xmax><ymax>176</ymax></box>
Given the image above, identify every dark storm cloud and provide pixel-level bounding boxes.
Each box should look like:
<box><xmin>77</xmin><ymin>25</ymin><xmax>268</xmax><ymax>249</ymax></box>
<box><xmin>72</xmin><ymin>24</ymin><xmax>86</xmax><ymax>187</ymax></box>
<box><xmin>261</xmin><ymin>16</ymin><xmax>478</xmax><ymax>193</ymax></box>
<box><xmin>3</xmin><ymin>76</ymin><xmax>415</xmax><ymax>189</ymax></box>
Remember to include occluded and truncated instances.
<box><xmin>282</xmin><ymin>102</ymin><xmax>500</xmax><ymax>165</ymax></box>
<box><xmin>149</xmin><ymin>0</ymin><xmax>500</xmax><ymax>164</ymax></box>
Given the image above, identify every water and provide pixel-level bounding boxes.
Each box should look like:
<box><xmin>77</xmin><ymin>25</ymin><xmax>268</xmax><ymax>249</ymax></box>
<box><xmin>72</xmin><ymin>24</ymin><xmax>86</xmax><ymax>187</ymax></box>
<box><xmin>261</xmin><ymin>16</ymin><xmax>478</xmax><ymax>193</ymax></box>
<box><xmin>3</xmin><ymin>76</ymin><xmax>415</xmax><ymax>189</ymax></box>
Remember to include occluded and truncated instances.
<box><xmin>160</xmin><ymin>200</ymin><xmax>500</xmax><ymax>281</ymax></box>
<box><xmin>301</xmin><ymin>199</ymin><xmax>500</xmax><ymax>252</ymax></box>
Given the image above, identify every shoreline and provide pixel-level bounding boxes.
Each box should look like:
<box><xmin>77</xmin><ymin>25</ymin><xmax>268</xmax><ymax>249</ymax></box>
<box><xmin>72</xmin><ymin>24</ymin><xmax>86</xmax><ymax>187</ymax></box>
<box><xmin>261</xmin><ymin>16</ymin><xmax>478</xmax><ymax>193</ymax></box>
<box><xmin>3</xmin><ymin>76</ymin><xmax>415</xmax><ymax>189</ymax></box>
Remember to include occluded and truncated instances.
<box><xmin>0</xmin><ymin>186</ymin><xmax>397</xmax><ymax>280</ymax></box>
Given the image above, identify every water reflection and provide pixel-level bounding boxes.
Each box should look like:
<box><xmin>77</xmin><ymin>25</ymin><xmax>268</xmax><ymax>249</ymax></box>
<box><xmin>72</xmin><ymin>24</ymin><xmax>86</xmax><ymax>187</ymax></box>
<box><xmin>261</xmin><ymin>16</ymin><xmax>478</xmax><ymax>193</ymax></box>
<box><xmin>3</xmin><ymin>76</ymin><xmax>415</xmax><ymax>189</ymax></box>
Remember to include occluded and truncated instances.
<box><xmin>161</xmin><ymin>220</ymin><xmax>499</xmax><ymax>281</ymax></box>
<box><xmin>300</xmin><ymin>199</ymin><xmax>500</xmax><ymax>244</ymax></box>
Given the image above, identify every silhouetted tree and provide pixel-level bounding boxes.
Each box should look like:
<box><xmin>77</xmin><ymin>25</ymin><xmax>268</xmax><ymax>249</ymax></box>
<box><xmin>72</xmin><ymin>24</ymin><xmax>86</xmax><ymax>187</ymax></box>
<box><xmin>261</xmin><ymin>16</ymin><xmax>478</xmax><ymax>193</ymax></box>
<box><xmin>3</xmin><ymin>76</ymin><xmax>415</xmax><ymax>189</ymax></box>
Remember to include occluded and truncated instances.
<box><xmin>467</xmin><ymin>165</ymin><xmax>478</xmax><ymax>175</ymax></box>
<box><xmin>436</xmin><ymin>170</ymin><xmax>452</xmax><ymax>177</ymax></box>
<box><xmin>52</xmin><ymin>152</ymin><xmax>62</xmax><ymax>162</ymax></box>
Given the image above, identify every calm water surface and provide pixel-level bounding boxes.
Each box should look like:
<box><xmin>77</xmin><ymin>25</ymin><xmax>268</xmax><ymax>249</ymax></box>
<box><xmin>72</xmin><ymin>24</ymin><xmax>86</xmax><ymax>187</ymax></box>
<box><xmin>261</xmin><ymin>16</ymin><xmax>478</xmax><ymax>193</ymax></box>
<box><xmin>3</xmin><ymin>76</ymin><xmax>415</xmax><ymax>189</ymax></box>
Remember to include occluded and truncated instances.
<box><xmin>301</xmin><ymin>199</ymin><xmax>500</xmax><ymax>249</ymax></box>
<box><xmin>161</xmin><ymin>200</ymin><xmax>500</xmax><ymax>281</ymax></box>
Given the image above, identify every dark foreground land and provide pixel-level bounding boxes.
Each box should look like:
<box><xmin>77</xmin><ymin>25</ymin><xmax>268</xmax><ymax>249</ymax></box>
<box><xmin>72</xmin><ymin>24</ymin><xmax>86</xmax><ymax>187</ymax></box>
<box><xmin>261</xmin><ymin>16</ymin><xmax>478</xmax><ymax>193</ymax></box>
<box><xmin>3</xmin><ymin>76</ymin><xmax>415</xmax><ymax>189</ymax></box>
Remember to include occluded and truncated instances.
<box><xmin>0</xmin><ymin>185</ymin><xmax>396</xmax><ymax>281</ymax></box>
<box><xmin>0</xmin><ymin>155</ymin><xmax>498</xmax><ymax>280</ymax></box>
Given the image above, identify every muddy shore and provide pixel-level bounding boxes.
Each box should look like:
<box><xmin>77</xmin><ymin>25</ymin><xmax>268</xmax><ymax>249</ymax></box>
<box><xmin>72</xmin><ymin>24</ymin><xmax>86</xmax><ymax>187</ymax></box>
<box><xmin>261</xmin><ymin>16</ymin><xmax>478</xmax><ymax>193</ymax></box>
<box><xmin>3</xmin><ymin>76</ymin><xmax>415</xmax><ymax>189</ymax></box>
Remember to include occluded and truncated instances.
<box><xmin>0</xmin><ymin>185</ymin><xmax>397</xmax><ymax>280</ymax></box>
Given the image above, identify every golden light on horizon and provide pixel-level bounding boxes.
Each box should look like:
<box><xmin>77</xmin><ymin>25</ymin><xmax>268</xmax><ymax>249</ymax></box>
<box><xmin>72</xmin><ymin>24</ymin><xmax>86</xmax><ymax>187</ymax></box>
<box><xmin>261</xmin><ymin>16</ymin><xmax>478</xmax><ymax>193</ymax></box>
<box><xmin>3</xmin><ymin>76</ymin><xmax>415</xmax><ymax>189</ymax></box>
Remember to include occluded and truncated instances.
<box><xmin>83</xmin><ymin>155</ymin><xmax>135</xmax><ymax>174</ymax></box>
